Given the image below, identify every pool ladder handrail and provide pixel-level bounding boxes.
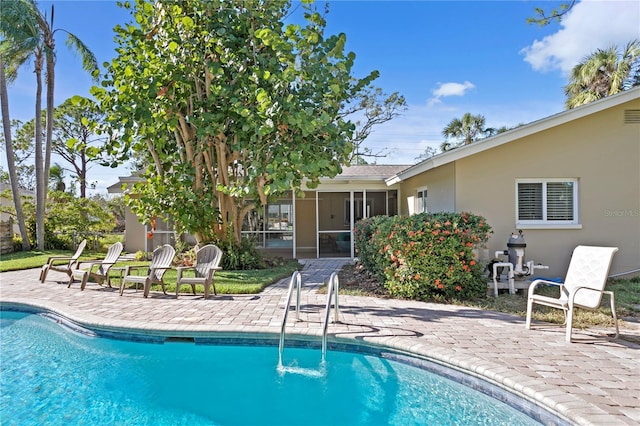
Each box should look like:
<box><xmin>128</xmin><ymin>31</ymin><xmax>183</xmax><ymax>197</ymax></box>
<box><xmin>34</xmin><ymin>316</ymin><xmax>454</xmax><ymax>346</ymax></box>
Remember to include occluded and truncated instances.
<box><xmin>321</xmin><ymin>272</ymin><xmax>340</xmax><ymax>362</ymax></box>
<box><xmin>278</xmin><ymin>270</ymin><xmax>301</xmax><ymax>366</ymax></box>
<box><xmin>278</xmin><ymin>271</ymin><xmax>340</xmax><ymax>367</ymax></box>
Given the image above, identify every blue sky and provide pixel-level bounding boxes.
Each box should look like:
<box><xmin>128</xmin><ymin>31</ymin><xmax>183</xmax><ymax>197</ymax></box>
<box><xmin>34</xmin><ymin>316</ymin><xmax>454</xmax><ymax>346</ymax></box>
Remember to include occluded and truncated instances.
<box><xmin>4</xmin><ymin>0</ymin><xmax>640</xmax><ymax>195</ymax></box>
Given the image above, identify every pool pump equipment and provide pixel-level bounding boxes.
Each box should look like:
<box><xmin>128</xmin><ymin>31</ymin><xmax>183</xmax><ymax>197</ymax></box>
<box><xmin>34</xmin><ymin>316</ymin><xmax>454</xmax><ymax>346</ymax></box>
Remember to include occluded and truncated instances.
<box><xmin>487</xmin><ymin>230</ymin><xmax>548</xmax><ymax>296</ymax></box>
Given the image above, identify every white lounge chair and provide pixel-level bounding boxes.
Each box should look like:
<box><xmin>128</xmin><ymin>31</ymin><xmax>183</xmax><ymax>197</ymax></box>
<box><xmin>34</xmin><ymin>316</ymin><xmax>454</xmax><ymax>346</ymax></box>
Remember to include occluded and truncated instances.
<box><xmin>525</xmin><ymin>245</ymin><xmax>619</xmax><ymax>342</ymax></box>
<box><xmin>120</xmin><ymin>244</ymin><xmax>175</xmax><ymax>298</ymax></box>
<box><xmin>39</xmin><ymin>239</ymin><xmax>87</xmax><ymax>283</ymax></box>
<box><xmin>69</xmin><ymin>242</ymin><xmax>123</xmax><ymax>290</ymax></box>
<box><xmin>175</xmin><ymin>244</ymin><xmax>223</xmax><ymax>299</ymax></box>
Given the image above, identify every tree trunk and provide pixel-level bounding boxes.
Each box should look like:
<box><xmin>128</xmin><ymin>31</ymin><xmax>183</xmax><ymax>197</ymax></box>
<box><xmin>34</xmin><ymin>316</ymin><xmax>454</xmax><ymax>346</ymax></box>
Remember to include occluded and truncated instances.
<box><xmin>34</xmin><ymin>48</ymin><xmax>45</xmax><ymax>250</ymax></box>
<box><xmin>44</xmin><ymin>33</ymin><xmax>55</xmax><ymax>205</ymax></box>
<box><xmin>0</xmin><ymin>55</ymin><xmax>31</xmax><ymax>250</ymax></box>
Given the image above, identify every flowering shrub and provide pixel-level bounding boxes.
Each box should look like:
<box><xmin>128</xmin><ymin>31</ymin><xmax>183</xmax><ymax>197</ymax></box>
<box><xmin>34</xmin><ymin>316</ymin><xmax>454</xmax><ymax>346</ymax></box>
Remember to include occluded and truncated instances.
<box><xmin>354</xmin><ymin>212</ymin><xmax>492</xmax><ymax>301</ymax></box>
<box><xmin>353</xmin><ymin>215</ymin><xmax>390</xmax><ymax>279</ymax></box>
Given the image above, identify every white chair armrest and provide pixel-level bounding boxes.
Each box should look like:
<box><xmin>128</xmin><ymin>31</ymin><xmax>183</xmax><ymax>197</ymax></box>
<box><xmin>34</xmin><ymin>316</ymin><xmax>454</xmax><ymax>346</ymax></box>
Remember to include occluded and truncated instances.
<box><xmin>565</xmin><ymin>284</ymin><xmax>605</xmax><ymax>309</ymax></box>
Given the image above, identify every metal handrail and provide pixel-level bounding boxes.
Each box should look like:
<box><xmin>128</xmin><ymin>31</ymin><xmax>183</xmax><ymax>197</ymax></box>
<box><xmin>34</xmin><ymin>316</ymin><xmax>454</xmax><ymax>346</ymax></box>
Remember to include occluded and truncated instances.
<box><xmin>278</xmin><ymin>270</ymin><xmax>302</xmax><ymax>366</ymax></box>
<box><xmin>321</xmin><ymin>272</ymin><xmax>340</xmax><ymax>362</ymax></box>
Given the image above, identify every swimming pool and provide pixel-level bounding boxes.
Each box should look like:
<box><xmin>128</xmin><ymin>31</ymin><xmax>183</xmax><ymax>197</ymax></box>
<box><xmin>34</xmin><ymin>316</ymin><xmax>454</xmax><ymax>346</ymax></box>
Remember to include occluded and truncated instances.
<box><xmin>1</xmin><ymin>310</ymin><xmax>555</xmax><ymax>425</ymax></box>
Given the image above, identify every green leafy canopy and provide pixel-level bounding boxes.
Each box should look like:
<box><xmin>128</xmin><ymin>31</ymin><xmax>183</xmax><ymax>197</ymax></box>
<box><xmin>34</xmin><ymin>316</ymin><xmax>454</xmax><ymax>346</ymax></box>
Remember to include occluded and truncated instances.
<box><xmin>93</xmin><ymin>0</ymin><xmax>380</xmax><ymax>244</ymax></box>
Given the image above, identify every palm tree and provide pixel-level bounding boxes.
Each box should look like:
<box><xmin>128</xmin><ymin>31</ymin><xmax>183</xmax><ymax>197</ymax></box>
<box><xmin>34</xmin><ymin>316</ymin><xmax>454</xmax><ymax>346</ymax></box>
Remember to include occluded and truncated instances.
<box><xmin>565</xmin><ymin>40</ymin><xmax>640</xmax><ymax>109</ymax></box>
<box><xmin>0</xmin><ymin>2</ymin><xmax>42</xmax><ymax>250</ymax></box>
<box><xmin>0</xmin><ymin>0</ymin><xmax>98</xmax><ymax>249</ymax></box>
<box><xmin>0</xmin><ymin>54</ymin><xmax>31</xmax><ymax>250</ymax></box>
<box><xmin>48</xmin><ymin>163</ymin><xmax>66</xmax><ymax>192</ymax></box>
<box><xmin>484</xmin><ymin>126</ymin><xmax>509</xmax><ymax>137</ymax></box>
<box><xmin>441</xmin><ymin>113</ymin><xmax>487</xmax><ymax>151</ymax></box>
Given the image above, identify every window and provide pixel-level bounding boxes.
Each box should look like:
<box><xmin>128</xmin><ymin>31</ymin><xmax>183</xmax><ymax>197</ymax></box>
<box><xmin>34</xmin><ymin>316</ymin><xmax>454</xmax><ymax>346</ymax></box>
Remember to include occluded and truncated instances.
<box><xmin>267</xmin><ymin>203</ymin><xmax>292</xmax><ymax>230</ymax></box>
<box><xmin>416</xmin><ymin>189</ymin><xmax>428</xmax><ymax>214</ymax></box>
<box><xmin>516</xmin><ymin>179</ymin><xmax>578</xmax><ymax>226</ymax></box>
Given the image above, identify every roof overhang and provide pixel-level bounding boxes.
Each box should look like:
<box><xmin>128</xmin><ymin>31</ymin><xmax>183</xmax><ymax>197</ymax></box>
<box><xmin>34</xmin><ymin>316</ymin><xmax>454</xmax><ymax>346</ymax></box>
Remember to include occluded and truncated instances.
<box><xmin>386</xmin><ymin>87</ymin><xmax>640</xmax><ymax>185</ymax></box>
<box><xmin>107</xmin><ymin>175</ymin><xmax>144</xmax><ymax>194</ymax></box>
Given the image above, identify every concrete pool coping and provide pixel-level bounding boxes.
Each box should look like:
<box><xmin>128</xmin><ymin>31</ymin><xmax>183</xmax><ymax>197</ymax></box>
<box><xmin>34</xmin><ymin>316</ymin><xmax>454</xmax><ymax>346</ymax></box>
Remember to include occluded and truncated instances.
<box><xmin>1</xmin><ymin>259</ymin><xmax>638</xmax><ymax>425</ymax></box>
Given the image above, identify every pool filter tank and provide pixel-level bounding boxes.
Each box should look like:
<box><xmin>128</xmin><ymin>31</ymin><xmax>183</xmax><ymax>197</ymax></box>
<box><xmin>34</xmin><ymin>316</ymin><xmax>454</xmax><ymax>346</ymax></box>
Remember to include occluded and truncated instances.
<box><xmin>487</xmin><ymin>230</ymin><xmax>548</xmax><ymax>296</ymax></box>
<box><xmin>507</xmin><ymin>230</ymin><xmax>528</xmax><ymax>277</ymax></box>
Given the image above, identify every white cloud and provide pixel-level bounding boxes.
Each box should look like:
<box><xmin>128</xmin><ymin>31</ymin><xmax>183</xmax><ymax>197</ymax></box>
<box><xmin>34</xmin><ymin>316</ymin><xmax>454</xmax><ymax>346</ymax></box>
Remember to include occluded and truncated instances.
<box><xmin>521</xmin><ymin>0</ymin><xmax>640</xmax><ymax>74</ymax></box>
<box><xmin>428</xmin><ymin>81</ymin><xmax>475</xmax><ymax>106</ymax></box>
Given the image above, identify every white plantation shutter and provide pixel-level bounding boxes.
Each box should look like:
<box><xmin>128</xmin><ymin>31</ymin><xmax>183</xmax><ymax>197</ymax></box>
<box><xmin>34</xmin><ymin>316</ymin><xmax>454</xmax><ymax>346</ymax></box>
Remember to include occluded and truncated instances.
<box><xmin>547</xmin><ymin>182</ymin><xmax>574</xmax><ymax>220</ymax></box>
<box><xmin>518</xmin><ymin>183</ymin><xmax>542</xmax><ymax>220</ymax></box>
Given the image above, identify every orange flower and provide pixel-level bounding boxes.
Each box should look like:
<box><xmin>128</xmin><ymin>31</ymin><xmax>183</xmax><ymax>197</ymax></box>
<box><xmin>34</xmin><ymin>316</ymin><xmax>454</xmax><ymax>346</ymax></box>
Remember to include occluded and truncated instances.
<box><xmin>456</xmin><ymin>285</ymin><xmax>462</xmax><ymax>291</ymax></box>
<box><xmin>437</xmin><ymin>283</ymin><xmax>444</xmax><ymax>289</ymax></box>
<box><xmin>147</xmin><ymin>231</ymin><xmax>154</xmax><ymax>239</ymax></box>
<box><xmin>470</xmin><ymin>260</ymin><xmax>476</xmax><ymax>266</ymax></box>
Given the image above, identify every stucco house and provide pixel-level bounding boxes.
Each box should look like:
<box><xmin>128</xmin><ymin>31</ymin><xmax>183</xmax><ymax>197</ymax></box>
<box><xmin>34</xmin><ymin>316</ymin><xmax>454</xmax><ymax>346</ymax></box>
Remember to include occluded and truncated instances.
<box><xmin>110</xmin><ymin>87</ymin><xmax>640</xmax><ymax>278</ymax></box>
<box><xmin>389</xmin><ymin>87</ymin><xmax>640</xmax><ymax>278</ymax></box>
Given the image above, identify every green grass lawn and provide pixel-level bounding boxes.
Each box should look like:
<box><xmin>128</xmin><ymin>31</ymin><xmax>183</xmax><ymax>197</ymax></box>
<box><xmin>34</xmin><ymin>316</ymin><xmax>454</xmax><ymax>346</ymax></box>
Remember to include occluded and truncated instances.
<box><xmin>0</xmin><ymin>250</ymin><xmax>301</xmax><ymax>295</ymax></box>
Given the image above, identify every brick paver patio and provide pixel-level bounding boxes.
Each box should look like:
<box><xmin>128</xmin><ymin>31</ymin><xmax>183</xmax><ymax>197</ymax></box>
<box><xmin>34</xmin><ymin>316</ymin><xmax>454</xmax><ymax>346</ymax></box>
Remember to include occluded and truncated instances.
<box><xmin>1</xmin><ymin>259</ymin><xmax>638</xmax><ymax>425</ymax></box>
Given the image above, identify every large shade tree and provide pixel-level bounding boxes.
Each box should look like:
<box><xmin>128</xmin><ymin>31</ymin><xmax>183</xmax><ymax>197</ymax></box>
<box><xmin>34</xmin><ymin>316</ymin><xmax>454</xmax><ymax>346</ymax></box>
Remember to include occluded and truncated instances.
<box><xmin>94</xmin><ymin>0</ymin><xmax>385</xmax><ymax>246</ymax></box>
<box><xmin>51</xmin><ymin>97</ymin><xmax>108</xmax><ymax>198</ymax></box>
<box><xmin>565</xmin><ymin>40</ymin><xmax>640</xmax><ymax>109</ymax></box>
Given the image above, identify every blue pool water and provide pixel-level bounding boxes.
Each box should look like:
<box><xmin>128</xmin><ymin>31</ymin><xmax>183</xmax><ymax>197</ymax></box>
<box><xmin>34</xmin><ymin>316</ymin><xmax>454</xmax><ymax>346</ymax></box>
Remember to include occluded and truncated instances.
<box><xmin>1</xmin><ymin>311</ymin><xmax>543</xmax><ymax>425</ymax></box>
